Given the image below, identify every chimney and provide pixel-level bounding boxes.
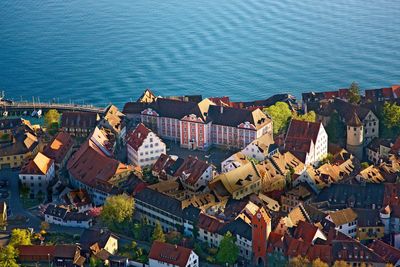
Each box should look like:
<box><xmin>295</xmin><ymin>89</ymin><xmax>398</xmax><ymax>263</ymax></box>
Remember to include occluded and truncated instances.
<box><xmin>138</xmin><ymin>132</ymin><xmax>141</xmax><ymax>138</ymax></box>
<box><xmin>220</xmin><ymin>106</ymin><xmax>224</xmax><ymax>114</ymax></box>
<box><xmin>174</xmin><ymin>245</ymin><xmax>178</xmax><ymax>250</ymax></box>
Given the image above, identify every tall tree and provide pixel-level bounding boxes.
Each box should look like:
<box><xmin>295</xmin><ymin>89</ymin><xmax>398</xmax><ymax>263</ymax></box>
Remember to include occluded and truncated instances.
<box><xmin>293</xmin><ymin>111</ymin><xmax>317</xmax><ymax>122</ymax></box>
<box><xmin>44</xmin><ymin>109</ymin><xmax>61</xmax><ymax>130</ymax></box>
<box><xmin>348</xmin><ymin>82</ymin><xmax>361</xmax><ymax>104</ymax></box>
<box><xmin>0</xmin><ymin>245</ymin><xmax>19</xmax><ymax>267</ymax></box>
<box><xmin>216</xmin><ymin>231</ymin><xmax>239</xmax><ymax>266</ymax></box>
<box><xmin>9</xmin><ymin>228</ymin><xmax>32</xmax><ymax>246</ymax></box>
<box><xmin>263</xmin><ymin>102</ymin><xmax>292</xmax><ymax>134</ymax></box>
<box><xmin>325</xmin><ymin>112</ymin><xmax>345</xmax><ymax>144</ymax></box>
<box><xmin>152</xmin><ymin>221</ymin><xmax>166</xmax><ymax>243</ymax></box>
<box><xmin>383</xmin><ymin>101</ymin><xmax>400</xmax><ymax>129</ymax></box>
<box><xmin>100</xmin><ymin>194</ymin><xmax>134</xmax><ymax>228</ymax></box>
<box><xmin>288</xmin><ymin>255</ymin><xmax>310</xmax><ymax>267</ymax></box>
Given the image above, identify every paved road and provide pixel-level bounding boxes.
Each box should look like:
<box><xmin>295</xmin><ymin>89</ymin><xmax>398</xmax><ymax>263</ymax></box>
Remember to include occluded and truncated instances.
<box><xmin>0</xmin><ymin>169</ymin><xmax>83</xmax><ymax>235</ymax></box>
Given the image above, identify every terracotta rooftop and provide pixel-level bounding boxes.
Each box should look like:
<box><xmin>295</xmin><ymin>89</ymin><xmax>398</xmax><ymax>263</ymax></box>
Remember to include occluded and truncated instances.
<box><xmin>67</xmin><ymin>140</ymin><xmax>133</xmax><ymax>193</ymax></box>
<box><xmin>20</xmin><ymin>152</ymin><xmax>54</xmax><ymax>175</ymax></box>
<box><xmin>149</xmin><ymin>241</ymin><xmax>193</xmax><ymax>267</ymax></box>
<box><xmin>175</xmin><ymin>156</ymin><xmax>212</xmax><ymax>186</ymax></box>
<box><xmin>127</xmin><ymin>123</ymin><xmax>151</xmax><ymax>151</ymax></box>
<box><xmin>43</xmin><ymin>132</ymin><xmax>73</xmax><ymax>164</ymax></box>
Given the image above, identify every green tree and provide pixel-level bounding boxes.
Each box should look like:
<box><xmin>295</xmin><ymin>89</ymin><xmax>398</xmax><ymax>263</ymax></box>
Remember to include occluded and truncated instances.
<box><xmin>288</xmin><ymin>255</ymin><xmax>310</xmax><ymax>267</ymax></box>
<box><xmin>264</xmin><ymin>102</ymin><xmax>292</xmax><ymax>134</ymax></box>
<box><xmin>9</xmin><ymin>228</ymin><xmax>32</xmax><ymax>246</ymax></box>
<box><xmin>326</xmin><ymin>112</ymin><xmax>345</xmax><ymax>144</ymax></box>
<box><xmin>348</xmin><ymin>82</ymin><xmax>361</xmax><ymax>104</ymax></box>
<box><xmin>312</xmin><ymin>258</ymin><xmax>329</xmax><ymax>267</ymax></box>
<box><xmin>100</xmin><ymin>194</ymin><xmax>134</xmax><ymax>228</ymax></box>
<box><xmin>293</xmin><ymin>111</ymin><xmax>317</xmax><ymax>122</ymax></box>
<box><xmin>0</xmin><ymin>245</ymin><xmax>19</xmax><ymax>267</ymax></box>
<box><xmin>152</xmin><ymin>221</ymin><xmax>166</xmax><ymax>243</ymax></box>
<box><xmin>216</xmin><ymin>231</ymin><xmax>239</xmax><ymax>266</ymax></box>
<box><xmin>383</xmin><ymin>101</ymin><xmax>400</xmax><ymax>129</ymax></box>
<box><xmin>321</xmin><ymin>153</ymin><xmax>334</xmax><ymax>164</ymax></box>
<box><xmin>19</xmin><ymin>184</ymin><xmax>30</xmax><ymax>199</ymax></box>
<box><xmin>361</xmin><ymin>162</ymin><xmax>369</xmax><ymax>169</ymax></box>
<box><xmin>44</xmin><ymin>109</ymin><xmax>61</xmax><ymax>131</ymax></box>
<box><xmin>89</xmin><ymin>256</ymin><xmax>101</xmax><ymax>267</ymax></box>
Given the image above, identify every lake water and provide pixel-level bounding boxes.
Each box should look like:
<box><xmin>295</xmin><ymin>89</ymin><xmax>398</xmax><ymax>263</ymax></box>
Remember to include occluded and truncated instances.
<box><xmin>1</xmin><ymin>0</ymin><xmax>400</xmax><ymax>107</ymax></box>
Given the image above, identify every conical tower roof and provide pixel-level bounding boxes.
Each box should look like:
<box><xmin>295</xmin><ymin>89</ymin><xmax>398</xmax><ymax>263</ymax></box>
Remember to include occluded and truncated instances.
<box><xmin>347</xmin><ymin>112</ymin><xmax>362</xmax><ymax>127</ymax></box>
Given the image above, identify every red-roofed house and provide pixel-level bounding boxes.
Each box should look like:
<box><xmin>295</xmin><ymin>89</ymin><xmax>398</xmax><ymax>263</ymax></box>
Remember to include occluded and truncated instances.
<box><xmin>67</xmin><ymin>140</ymin><xmax>134</xmax><ymax>205</ymax></box>
<box><xmin>43</xmin><ymin>131</ymin><xmax>74</xmax><ymax>170</ymax></box>
<box><xmin>148</xmin><ymin>241</ymin><xmax>199</xmax><ymax>267</ymax></box>
<box><xmin>19</xmin><ymin>152</ymin><xmax>55</xmax><ymax>197</ymax></box>
<box><xmin>284</xmin><ymin>119</ymin><xmax>328</xmax><ymax>165</ymax></box>
<box><xmin>369</xmin><ymin>240</ymin><xmax>400</xmax><ymax>266</ymax></box>
<box><xmin>174</xmin><ymin>156</ymin><xmax>215</xmax><ymax>192</ymax></box>
<box><xmin>197</xmin><ymin>213</ymin><xmax>226</xmax><ymax>248</ymax></box>
<box><xmin>127</xmin><ymin>123</ymin><xmax>166</xmax><ymax>168</ymax></box>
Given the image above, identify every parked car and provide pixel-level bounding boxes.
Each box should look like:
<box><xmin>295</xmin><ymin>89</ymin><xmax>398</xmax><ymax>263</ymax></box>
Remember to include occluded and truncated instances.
<box><xmin>0</xmin><ymin>180</ymin><xmax>8</xmax><ymax>187</ymax></box>
<box><xmin>0</xmin><ymin>192</ymin><xmax>9</xmax><ymax>199</ymax></box>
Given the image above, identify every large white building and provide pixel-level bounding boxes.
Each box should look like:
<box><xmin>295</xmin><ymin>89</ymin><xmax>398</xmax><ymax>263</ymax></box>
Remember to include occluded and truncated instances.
<box><xmin>127</xmin><ymin>123</ymin><xmax>166</xmax><ymax>168</ymax></box>
<box><xmin>284</xmin><ymin>119</ymin><xmax>328</xmax><ymax>166</ymax></box>
<box><xmin>19</xmin><ymin>152</ymin><xmax>55</xmax><ymax>198</ymax></box>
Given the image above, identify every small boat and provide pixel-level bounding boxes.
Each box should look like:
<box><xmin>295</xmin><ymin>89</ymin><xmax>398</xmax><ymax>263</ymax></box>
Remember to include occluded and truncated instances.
<box><xmin>36</xmin><ymin>109</ymin><xmax>42</xmax><ymax>118</ymax></box>
<box><xmin>2</xmin><ymin>111</ymin><xmax>8</xmax><ymax>117</ymax></box>
<box><xmin>23</xmin><ymin>111</ymin><xmax>28</xmax><ymax>115</ymax></box>
<box><xmin>31</xmin><ymin>110</ymin><xmax>37</xmax><ymax>117</ymax></box>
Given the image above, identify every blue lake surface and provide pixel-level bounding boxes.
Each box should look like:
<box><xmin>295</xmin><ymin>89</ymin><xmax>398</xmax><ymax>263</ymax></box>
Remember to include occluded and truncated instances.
<box><xmin>1</xmin><ymin>0</ymin><xmax>399</xmax><ymax>107</ymax></box>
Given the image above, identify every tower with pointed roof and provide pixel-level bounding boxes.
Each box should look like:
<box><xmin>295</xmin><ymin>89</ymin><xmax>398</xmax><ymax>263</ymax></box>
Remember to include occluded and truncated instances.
<box><xmin>346</xmin><ymin>112</ymin><xmax>364</xmax><ymax>159</ymax></box>
<box><xmin>252</xmin><ymin>207</ymin><xmax>271</xmax><ymax>266</ymax></box>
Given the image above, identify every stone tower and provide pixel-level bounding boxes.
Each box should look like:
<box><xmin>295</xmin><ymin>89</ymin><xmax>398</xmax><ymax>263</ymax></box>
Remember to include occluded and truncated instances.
<box><xmin>346</xmin><ymin>112</ymin><xmax>364</xmax><ymax>159</ymax></box>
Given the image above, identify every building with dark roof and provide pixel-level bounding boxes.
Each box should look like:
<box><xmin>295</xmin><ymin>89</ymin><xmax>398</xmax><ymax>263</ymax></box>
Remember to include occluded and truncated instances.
<box><xmin>134</xmin><ymin>187</ymin><xmax>199</xmax><ymax>233</ymax></box>
<box><xmin>123</xmin><ymin>96</ymin><xmax>272</xmax><ymax>150</ymax></box>
<box><xmin>79</xmin><ymin>228</ymin><xmax>119</xmax><ymax>256</ymax></box>
<box><xmin>17</xmin><ymin>245</ymin><xmax>85</xmax><ymax>266</ymax></box>
<box><xmin>0</xmin><ymin>121</ymin><xmax>39</xmax><ymax>170</ymax></box>
<box><xmin>314</xmin><ymin>183</ymin><xmax>385</xmax><ymax>210</ymax></box>
<box><xmin>61</xmin><ymin>111</ymin><xmax>99</xmax><ymax>137</ymax></box>
<box><xmin>44</xmin><ymin>204</ymin><xmax>93</xmax><ymax>228</ymax></box>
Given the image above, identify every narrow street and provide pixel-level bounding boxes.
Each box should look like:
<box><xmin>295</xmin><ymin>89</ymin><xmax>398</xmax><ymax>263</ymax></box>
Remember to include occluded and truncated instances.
<box><xmin>1</xmin><ymin>169</ymin><xmax>83</xmax><ymax>235</ymax></box>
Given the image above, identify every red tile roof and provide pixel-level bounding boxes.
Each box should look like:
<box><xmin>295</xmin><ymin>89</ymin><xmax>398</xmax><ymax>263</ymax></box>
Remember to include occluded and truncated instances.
<box><xmin>149</xmin><ymin>241</ymin><xmax>193</xmax><ymax>267</ymax></box>
<box><xmin>127</xmin><ymin>123</ymin><xmax>151</xmax><ymax>151</ymax></box>
<box><xmin>284</xmin><ymin>120</ymin><xmax>323</xmax><ymax>157</ymax></box>
<box><xmin>67</xmin><ymin>140</ymin><xmax>132</xmax><ymax>193</ymax></box>
<box><xmin>20</xmin><ymin>152</ymin><xmax>54</xmax><ymax>175</ymax></box>
<box><xmin>286</xmin><ymin>120</ymin><xmax>322</xmax><ymax>144</ymax></box>
<box><xmin>293</xmin><ymin>221</ymin><xmax>319</xmax><ymax>244</ymax></box>
<box><xmin>43</xmin><ymin>132</ymin><xmax>73</xmax><ymax>164</ymax></box>
<box><xmin>175</xmin><ymin>156</ymin><xmax>211</xmax><ymax>186</ymax></box>
<box><xmin>369</xmin><ymin>240</ymin><xmax>400</xmax><ymax>265</ymax></box>
<box><xmin>198</xmin><ymin>213</ymin><xmax>226</xmax><ymax>233</ymax></box>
